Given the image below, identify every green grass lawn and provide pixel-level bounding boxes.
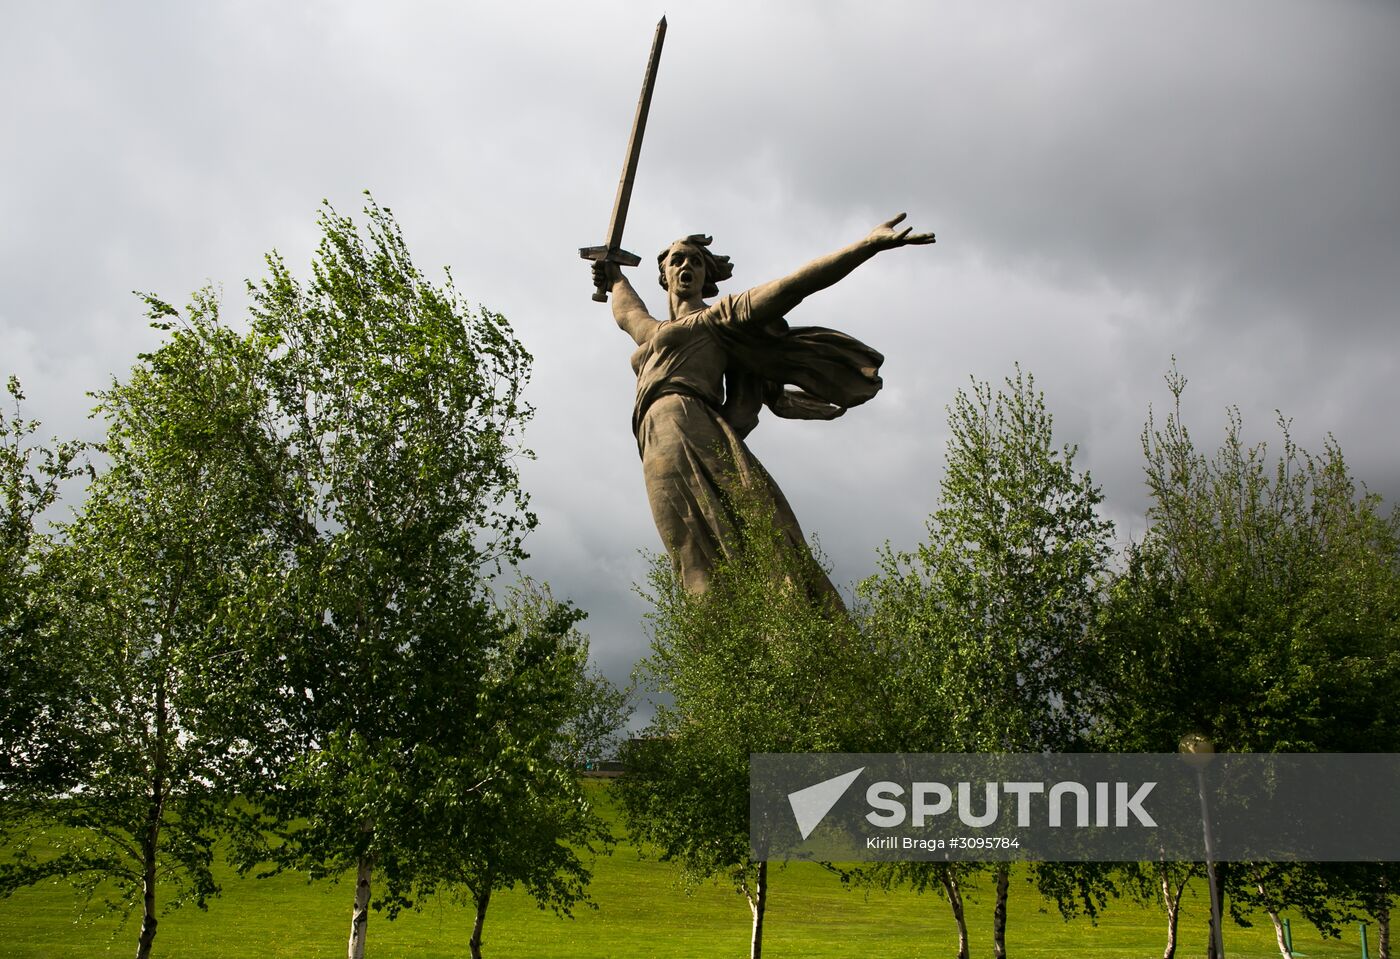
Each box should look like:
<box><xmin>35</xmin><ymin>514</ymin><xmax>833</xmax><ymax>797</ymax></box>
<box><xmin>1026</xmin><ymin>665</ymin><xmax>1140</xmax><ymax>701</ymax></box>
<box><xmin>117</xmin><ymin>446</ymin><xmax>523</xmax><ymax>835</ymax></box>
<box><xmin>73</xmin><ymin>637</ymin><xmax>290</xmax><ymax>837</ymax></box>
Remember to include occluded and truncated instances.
<box><xmin>0</xmin><ymin>782</ymin><xmax>1374</xmax><ymax>958</ymax></box>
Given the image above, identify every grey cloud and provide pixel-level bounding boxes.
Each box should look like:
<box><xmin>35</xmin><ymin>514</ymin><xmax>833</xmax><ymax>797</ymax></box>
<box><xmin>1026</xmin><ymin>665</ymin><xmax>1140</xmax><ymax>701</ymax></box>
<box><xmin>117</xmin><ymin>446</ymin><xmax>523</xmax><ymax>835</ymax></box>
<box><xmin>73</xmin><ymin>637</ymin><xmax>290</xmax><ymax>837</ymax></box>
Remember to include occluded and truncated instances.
<box><xmin>3</xmin><ymin>1</ymin><xmax>1397</xmax><ymax>693</ymax></box>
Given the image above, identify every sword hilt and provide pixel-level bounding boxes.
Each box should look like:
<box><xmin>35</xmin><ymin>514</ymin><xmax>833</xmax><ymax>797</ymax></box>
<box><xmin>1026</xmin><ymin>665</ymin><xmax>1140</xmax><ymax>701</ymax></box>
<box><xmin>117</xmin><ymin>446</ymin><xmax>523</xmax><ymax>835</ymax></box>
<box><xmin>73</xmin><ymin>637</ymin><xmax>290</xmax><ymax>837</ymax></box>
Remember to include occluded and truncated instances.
<box><xmin>580</xmin><ymin>245</ymin><xmax>643</xmax><ymax>303</ymax></box>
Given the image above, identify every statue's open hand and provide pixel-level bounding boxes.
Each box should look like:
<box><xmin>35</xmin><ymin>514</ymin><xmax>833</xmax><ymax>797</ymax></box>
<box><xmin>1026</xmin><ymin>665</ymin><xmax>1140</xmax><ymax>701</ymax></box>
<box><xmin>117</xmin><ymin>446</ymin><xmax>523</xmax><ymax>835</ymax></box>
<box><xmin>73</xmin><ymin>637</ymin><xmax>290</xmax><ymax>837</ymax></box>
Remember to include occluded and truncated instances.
<box><xmin>867</xmin><ymin>213</ymin><xmax>936</xmax><ymax>250</ymax></box>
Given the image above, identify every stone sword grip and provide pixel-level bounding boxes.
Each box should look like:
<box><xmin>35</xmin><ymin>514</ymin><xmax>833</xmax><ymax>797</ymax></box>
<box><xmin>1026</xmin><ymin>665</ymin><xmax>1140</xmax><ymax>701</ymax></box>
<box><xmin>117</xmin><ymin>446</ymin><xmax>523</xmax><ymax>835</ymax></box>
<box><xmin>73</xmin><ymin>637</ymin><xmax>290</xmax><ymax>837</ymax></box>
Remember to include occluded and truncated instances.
<box><xmin>579</xmin><ymin>245</ymin><xmax>642</xmax><ymax>304</ymax></box>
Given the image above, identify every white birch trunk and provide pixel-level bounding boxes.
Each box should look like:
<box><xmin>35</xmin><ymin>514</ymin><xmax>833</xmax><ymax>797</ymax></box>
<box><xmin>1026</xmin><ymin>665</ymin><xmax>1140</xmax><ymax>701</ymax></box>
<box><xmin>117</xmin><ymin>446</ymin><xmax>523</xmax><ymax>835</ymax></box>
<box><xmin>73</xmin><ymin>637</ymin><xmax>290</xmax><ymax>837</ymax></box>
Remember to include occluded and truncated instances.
<box><xmin>1263</xmin><ymin>907</ymin><xmax>1292</xmax><ymax>959</ymax></box>
<box><xmin>940</xmin><ymin>867</ymin><xmax>971</xmax><ymax>959</ymax></box>
<box><xmin>348</xmin><ymin>855</ymin><xmax>372</xmax><ymax>959</ymax></box>
<box><xmin>1160</xmin><ymin>865</ymin><xmax>1185</xmax><ymax>959</ymax></box>
<box><xmin>992</xmin><ymin>863</ymin><xmax>1010</xmax><ymax>959</ymax></box>
<box><xmin>1252</xmin><ymin>873</ymin><xmax>1292</xmax><ymax>959</ymax></box>
<box><xmin>747</xmin><ymin>861</ymin><xmax>768</xmax><ymax>959</ymax></box>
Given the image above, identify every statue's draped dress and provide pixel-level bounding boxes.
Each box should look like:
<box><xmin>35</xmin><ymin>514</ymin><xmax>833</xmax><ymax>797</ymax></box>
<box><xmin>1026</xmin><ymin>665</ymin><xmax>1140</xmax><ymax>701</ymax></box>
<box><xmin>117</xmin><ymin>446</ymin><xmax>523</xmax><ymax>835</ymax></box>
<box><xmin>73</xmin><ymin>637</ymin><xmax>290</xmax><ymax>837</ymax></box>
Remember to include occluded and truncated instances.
<box><xmin>629</xmin><ymin>289</ymin><xmax>883</xmax><ymax>600</ymax></box>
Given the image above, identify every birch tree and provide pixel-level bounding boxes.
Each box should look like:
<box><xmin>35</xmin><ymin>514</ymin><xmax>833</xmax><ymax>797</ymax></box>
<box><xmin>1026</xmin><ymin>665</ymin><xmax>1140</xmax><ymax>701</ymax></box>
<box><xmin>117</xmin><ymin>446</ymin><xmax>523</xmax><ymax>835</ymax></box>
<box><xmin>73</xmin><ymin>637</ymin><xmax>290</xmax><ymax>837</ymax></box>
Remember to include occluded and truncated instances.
<box><xmin>3</xmin><ymin>195</ymin><xmax>581</xmax><ymax>959</ymax></box>
<box><xmin>413</xmin><ymin>580</ymin><xmax>622</xmax><ymax>959</ymax></box>
<box><xmin>217</xmin><ymin>195</ymin><xmax>539</xmax><ymax>959</ymax></box>
<box><xmin>1097</xmin><ymin>365</ymin><xmax>1400</xmax><ymax>958</ymax></box>
<box><xmin>619</xmin><ymin>491</ymin><xmax>871</xmax><ymax>959</ymax></box>
<box><xmin>858</xmin><ymin>368</ymin><xmax>1115</xmax><ymax>959</ymax></box>
<box><xmin>0</xmin><ymin>375</ymin><xmax>80</xmax><ymax>793</ymax></box>
<box><xmin>0</xmin><ymin>302</ymin><xmax>281</xmax><ymax>959</ymax></box>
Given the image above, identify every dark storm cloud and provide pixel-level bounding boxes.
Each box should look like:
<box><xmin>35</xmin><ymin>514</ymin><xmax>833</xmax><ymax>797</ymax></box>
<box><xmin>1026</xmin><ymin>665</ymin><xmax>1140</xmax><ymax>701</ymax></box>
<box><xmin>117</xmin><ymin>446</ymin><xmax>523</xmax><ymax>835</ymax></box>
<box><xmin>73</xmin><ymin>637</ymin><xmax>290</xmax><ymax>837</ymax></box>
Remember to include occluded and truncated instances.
<box><xmin>720</xmin><ymin>4</ymin><xmax>1400</xmax><ymax>317</ymax></box>
<box><xmin>3</xmin><ymin>1</ymin><xmax>1397</xmax><ymax>691</ymax></box>
<box><xmin>692</xmin><ymin>1</ymin><xmax>1400</xmax><ymax>513</ymax></box>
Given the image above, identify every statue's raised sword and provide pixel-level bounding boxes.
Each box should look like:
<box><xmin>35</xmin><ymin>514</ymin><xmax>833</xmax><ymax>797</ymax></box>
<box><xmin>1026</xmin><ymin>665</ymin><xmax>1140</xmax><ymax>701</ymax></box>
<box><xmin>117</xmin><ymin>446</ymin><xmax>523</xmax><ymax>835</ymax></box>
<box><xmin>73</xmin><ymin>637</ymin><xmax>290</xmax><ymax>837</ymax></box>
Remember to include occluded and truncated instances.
<box><xmin>579</xmin><ymin>16</ymin><xmax>666</xmax><ymax>302</ymax></box>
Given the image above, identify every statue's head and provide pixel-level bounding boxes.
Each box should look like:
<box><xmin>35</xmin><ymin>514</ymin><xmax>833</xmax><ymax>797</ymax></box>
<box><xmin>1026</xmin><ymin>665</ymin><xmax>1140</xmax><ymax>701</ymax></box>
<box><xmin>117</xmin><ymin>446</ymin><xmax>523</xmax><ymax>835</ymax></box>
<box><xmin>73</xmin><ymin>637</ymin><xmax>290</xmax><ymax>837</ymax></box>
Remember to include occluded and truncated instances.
<box><xmin>657</xmin><ymin>234</ymin><xmax>733</xmax><ymax>300</ymax></box>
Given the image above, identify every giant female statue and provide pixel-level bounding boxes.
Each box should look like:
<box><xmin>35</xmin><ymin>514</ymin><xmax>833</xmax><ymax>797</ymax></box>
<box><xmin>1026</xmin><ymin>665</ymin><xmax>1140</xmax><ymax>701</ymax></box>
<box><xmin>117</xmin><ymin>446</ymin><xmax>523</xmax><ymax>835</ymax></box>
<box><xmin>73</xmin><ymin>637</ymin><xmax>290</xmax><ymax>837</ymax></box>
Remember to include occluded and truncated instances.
<box><xmin>594</xmin><ymin>214</ymin><xmax>934</xmax><ymax>601</ymax></box>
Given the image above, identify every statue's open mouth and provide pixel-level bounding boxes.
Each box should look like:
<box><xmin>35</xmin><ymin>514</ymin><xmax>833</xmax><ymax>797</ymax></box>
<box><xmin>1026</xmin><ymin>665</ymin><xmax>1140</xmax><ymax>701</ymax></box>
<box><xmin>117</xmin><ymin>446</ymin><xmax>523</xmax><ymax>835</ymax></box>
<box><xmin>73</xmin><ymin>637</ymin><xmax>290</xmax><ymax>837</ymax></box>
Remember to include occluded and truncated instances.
<box><xmin>679</xmin><ymin>269</ymin><xmax>694</xmax><ymax>286</ymax></box>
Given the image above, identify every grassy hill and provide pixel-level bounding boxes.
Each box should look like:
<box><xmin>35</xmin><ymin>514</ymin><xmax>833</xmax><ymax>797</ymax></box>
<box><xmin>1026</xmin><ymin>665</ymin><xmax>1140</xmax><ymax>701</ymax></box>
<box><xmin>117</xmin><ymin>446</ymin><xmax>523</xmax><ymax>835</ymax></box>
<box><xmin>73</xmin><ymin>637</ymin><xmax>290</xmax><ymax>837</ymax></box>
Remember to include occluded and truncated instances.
<box><xmin>0</xmin><ymin>781</ymin><xmax>1368</xmax><ymax>958</ymax></box>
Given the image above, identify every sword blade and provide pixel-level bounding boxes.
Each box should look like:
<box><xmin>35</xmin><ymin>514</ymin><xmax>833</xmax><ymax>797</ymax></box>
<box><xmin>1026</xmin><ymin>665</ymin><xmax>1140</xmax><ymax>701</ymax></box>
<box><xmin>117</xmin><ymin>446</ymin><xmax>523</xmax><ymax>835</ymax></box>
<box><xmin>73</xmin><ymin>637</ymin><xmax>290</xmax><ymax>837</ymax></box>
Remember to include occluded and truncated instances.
<box><xmin>581</xmin><ymin>17</ymin><xmax>666</xmax><ymax>302</ymax></box>
<box><xmin>604</xmin><ymin>16</ymin><xmax>666</xmax><ymax>253</ymax></box>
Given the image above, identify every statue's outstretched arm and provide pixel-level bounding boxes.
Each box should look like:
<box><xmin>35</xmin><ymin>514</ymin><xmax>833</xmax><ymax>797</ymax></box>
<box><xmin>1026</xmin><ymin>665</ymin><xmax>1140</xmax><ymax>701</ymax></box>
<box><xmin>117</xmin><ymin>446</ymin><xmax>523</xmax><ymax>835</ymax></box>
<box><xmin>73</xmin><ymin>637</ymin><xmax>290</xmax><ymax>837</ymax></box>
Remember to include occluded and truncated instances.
<box><xmin>594</xmin><ymin>260</ymin><xmax>657</xmax><ymax>345</ymax></box>
<box><xmin>746</xmin><ymin>213</ymin><xmax>934</xmax><ymax>320</ymax></box>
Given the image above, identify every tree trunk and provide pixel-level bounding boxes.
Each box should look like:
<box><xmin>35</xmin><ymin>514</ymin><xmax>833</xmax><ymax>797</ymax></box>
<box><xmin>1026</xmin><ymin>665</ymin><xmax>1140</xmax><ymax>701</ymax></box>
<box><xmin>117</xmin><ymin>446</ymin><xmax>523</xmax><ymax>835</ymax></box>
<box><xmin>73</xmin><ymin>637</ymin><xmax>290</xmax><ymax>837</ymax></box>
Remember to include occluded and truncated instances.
<box><xmin>992</xmin><ymin>863</ymin><xmax>1010</xmax><ymax>959</ymax></box>
<box><xmin>135</xmin><ymin>815</ymin><xmax>160</xmax><ymax>959</ymax></box>
<box><xmin>940</xmin><ymin>866</ymin><xmax>971</xmax><ymax>959</ymax></box>
<box><xmin>1249</xmin><ymin>870</ymin><xmax>1292</xmax><ymax>959</ymax></box>
<box><xmin>1262</xmin><ymin>906</ymin><xmax>1292</xmax><ymax>959</ymax></box>
<box><xmin>135</xmin><ymin>671</ymin><xmax>168</xmax><ymax>959</ymax></box>
<box><xmin>469</xmin><ymin>886</ymin><xmax>491</xmax><ymax>959</ymax></box>
<box><xmin>1377</xmin><ymin>894</ymin><xmax>1390</xmax><ymax>959</ymax></box>
<box><xmin>1159</xmin><ymin>864</ymin><xmax>1186</xmax><ymax>959</ymax></box>
<box><xmin>748</xmin><ymin>861</ymin><xmax>768</xmax><ymax>959</ymax></box>
<box><xmin>348</xmin><ymin>854</ymin><xmax>373</xmax><ymax>959</ymax></box>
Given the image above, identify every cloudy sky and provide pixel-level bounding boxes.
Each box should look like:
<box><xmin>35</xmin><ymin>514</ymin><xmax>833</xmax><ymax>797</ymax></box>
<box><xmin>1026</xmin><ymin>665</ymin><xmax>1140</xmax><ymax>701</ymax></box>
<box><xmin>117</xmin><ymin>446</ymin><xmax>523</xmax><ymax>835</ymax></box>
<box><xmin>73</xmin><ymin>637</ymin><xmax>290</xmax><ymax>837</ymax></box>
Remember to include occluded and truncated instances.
<box><xmin>4</xmin><ymin>1</ymin><xmax>1398</xmax><ymax>691</ymax></box>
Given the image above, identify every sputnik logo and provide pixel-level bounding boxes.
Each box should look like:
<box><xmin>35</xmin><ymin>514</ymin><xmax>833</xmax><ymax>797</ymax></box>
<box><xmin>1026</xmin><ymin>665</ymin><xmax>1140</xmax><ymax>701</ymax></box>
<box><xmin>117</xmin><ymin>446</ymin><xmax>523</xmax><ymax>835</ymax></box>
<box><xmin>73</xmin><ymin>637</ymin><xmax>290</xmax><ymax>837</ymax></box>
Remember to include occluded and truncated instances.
<box><xmin>787</xmin><ymin>767</ymin><xmax>865</xmax><ymax>840</ymax></box>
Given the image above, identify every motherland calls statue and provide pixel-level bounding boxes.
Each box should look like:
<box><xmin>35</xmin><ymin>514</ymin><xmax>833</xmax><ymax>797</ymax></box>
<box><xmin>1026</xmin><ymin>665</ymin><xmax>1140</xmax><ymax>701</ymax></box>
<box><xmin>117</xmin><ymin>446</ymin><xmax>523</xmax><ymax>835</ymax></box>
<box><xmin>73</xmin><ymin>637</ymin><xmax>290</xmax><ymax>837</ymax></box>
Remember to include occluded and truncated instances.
<box><xmin>593</xmin><ymin>217</ymin><xmax>934</xmax><ymax>601</ymax></box>
<box><xmin>580</xmin><ymin>18</ymin><xmax>934</xmax><ymax>601</ymax></box>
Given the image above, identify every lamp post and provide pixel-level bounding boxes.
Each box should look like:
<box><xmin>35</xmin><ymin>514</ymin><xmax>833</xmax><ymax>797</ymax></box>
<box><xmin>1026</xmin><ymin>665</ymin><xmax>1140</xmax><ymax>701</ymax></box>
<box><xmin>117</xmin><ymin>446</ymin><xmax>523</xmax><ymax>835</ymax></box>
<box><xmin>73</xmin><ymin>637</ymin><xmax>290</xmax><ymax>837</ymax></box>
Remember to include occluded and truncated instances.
<box><xmin>1182</xmin><ymin>733</ymin><xmax>1225</xmax><ymax>959</ymax></box>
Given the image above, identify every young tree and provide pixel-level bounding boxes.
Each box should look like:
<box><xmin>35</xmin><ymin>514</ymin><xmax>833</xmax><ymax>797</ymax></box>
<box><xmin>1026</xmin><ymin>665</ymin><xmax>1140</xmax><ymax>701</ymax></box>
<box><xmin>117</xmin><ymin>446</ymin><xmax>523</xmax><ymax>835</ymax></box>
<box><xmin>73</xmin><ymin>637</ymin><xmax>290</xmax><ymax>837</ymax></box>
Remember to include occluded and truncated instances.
<box><xmin>413</xmin><ymin>580</ymin><xmax>622</xmax><ymax>959</ymax></box>
<box><xmin>1095</xmin><ymin>861</ymin><xmax>1201</xmax><ymax>959</ymax></box>
<box><xmin>215</xmin><ymin>194</ymin><xmax>543</xmax><ymax>959</ymax></box>
<box><xmin>619</xmin><ymin>490</ymin><xmax>870</xmax><ymax>959</ymax></box>
<box><xmin>1097</xmin><ymin>366</ymin><xmax>1400</xmax><ymax>958</ymax></box>
<box><xmin>558</xmin><ymin>662</ymin><xmax>632</xmax><ymax>772</ymax></box>
<box><xmin>1328</xmin><ymin>865</ymin><xmax>1398</xmax><ymax>959</ymax></box>
<box><xmin>4</xmin><ymin>195</ymin><xmax>605</xmax><ymax>959</ymax></box>
<box><xmin>0</xmin><ymin>376</ymin><xmax>80</xmax><ymax>793</ymax></box>
<box><xmin>0</xmin><ymin>303</ymin><xmax>283</xmax><ymax>959</ymax></box>
<box><xmin>857</xmin><ymin>368</ymin><xmax>1115</xmax><ymax>959</ymax></box>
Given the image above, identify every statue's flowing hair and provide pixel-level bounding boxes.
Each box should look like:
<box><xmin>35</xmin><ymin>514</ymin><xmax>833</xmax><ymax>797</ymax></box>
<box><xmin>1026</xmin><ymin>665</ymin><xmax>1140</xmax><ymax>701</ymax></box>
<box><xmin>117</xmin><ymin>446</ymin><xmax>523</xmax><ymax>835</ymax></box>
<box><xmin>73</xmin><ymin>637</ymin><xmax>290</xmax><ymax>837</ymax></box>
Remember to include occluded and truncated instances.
<box><xmin>657</xmin><ymin>235</ymin><xmax>734</xmax><ymax>305</ymax></box>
